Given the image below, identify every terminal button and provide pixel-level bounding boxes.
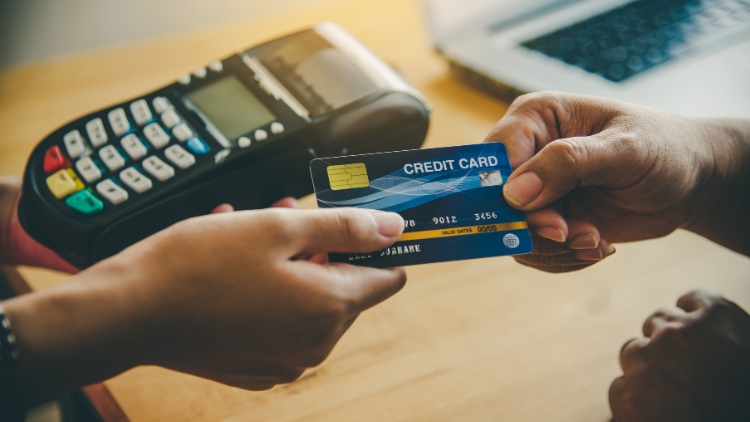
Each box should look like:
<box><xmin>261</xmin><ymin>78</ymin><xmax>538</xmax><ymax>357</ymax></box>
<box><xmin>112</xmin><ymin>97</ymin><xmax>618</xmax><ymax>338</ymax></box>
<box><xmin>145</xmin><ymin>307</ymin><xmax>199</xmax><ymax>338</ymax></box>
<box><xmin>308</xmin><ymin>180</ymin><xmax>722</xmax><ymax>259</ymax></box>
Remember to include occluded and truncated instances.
<box><xmin>65</xmin><ymin>189</ymin><xmax>104</xmax><ymax>215</ymax></box>
<box><xmin>143</xmin><ymin>156</ymin><xmax>174</xmax><ymax>181</ymax></box>
<box><xmin>120</xmin><ymin>167</ymin><xmax>153</xmax><ymax>193</ymax></box>
<box><xmin>75</xmin><ymin>156</ymin><xmax>103</xmax><ymax>183</ymax></box>
<box><xmin>178</xmin><ymin>74</ymin><xmax>191</xmax><ymax>85</ymax></box>
<box><xmin>209</xmin><ymin>60</ymin><xmax>223</xmax><ymax>72</ymax></box>
<box><xmin>85</xmin><ymin>118</ymin><xmax>109</xmax><ymax>147</ymax></box>
<box><xmin>130</xmin><ymin>99</ymin><xmax>154</xmax><ymax>126</ymax></box>
<box><xmin>152</xmin><ymin>97</ymin><xmax>173</xmax><ymax>114</ymax></box>
<box><xmin>186</xmin><ymin>138</ymin><xmax>210</xmax><ymax>155</ymax></box>
<box><xmin>270</xmin><ymin>122</ymin><xmax>284</xmax><ymax>135</ymax></box>
<box><xmin>43</xmin><ymin>146</ymin><xmax>70</xmax><ymax>174</ymax></box>
<box><xmin>143</xmin><ymin>123</ymin><xmax>171</xmax><ymax>149</ymax></box>
<box><xmin>121</xmin><ymin>134</ymin><xmax>148</xmax><ymax>159</ymax></box>
<box><xmin>96</xmin><ymin>179</ymin><xmax>129</xmax><ymax>205</ymax></box>
<box><xmin>193</xmin><ymin>67</ymin><xmax>207</xmax><ymax>79</ymax></box>
<box><xmin>254</xmin><ymin>129</ymin><xmax>268</xmax><ymax>142</ymax></box>
<box><xmin>108</xmin><ymin>108</ymin><xmax>132</xmax><ymax>136</ymax></box>
<box><xmin>99</xmin><ymin>145</ymin><xmax>126</xmax><ymax>171</ymax></box>
<box><xmin>172</xmin><ymin>123</ymin><xmax>194</xmax><ymax>142</ymax></box>
<box><xmin>238</xmin><ymin>137</ymin><xmax>251</xmax><ymax>148</ymax></box>
<box><xmin>46</xmin><ymin>169</ymin><xmax>84</xmax><ymax>199</ymax></box>
<box><xmin>63</xmin><ymin>130</ymin><xmax>87</xmax><ymax>159</ymax></box>
<box><xmin>161</xmin><ymin>109</ymin><xmax>181</xmax><ymax>129</ymax></box>
<box><xmin>165</xmin><ymin>145</ymin><xmax>195</xmax><ymax>169</ymax></box>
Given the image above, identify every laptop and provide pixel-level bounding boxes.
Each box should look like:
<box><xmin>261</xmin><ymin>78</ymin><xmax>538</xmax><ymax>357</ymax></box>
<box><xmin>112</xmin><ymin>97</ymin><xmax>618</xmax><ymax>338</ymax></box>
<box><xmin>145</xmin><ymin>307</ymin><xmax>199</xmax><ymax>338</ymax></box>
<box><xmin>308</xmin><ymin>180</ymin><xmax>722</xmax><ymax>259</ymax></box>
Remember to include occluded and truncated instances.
<box><xmin>421</xmin><ymin>0</ymin><xmax>750</xmax><ymax>117</ymax></box>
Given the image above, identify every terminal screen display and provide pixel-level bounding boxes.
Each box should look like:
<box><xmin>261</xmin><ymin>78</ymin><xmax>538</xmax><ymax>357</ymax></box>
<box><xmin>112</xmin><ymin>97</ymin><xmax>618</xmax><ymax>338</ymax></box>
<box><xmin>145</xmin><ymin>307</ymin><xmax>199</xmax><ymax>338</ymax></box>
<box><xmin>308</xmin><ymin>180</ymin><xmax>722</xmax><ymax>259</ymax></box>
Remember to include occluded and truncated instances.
<box><xmin>186</xmin><ymin>76</ymin><xmax>276</xmax><ymax>141</ymax></box>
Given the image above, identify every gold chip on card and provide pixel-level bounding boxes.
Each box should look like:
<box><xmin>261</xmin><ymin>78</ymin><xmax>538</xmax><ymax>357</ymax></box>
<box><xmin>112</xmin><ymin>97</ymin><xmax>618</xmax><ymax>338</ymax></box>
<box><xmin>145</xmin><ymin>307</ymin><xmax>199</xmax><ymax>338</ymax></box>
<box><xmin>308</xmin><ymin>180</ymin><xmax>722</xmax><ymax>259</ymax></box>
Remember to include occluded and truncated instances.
<box><xmin>327</xmin><ymin>163</ymin><xmax>370</xmax><ymax>190</ymax></box>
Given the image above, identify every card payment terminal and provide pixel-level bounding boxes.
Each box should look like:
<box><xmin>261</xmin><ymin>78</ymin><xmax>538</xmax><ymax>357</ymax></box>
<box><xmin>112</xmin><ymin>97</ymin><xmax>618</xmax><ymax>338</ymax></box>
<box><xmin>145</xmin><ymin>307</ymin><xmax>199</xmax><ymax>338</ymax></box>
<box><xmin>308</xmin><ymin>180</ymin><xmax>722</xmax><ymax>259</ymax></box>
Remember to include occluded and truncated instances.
<box><xmin>18</xmin><ymin>23</ymin><xmax>431</xmax><ymax>268</ymax></box>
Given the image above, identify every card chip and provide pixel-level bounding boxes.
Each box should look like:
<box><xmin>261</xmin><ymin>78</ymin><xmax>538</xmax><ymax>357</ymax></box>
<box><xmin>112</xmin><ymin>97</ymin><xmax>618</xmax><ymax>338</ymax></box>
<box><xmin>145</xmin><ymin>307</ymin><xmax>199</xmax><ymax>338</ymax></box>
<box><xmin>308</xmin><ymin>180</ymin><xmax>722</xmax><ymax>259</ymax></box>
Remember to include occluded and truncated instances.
<box><xmin>327</xmin><ymin>163</ymin><xmax>370</xmax><ymax>190</ymax></box>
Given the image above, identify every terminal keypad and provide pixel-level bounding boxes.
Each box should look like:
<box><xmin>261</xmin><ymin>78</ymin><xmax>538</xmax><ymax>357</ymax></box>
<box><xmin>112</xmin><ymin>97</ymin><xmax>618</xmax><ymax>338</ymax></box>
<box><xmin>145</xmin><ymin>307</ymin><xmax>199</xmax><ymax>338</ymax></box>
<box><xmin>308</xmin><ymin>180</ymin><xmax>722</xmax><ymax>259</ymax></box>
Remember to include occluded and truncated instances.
<box><xmin>43</xmin><ymin>95</ymin><xmax>208</xmax><ymax>216</ymax></box>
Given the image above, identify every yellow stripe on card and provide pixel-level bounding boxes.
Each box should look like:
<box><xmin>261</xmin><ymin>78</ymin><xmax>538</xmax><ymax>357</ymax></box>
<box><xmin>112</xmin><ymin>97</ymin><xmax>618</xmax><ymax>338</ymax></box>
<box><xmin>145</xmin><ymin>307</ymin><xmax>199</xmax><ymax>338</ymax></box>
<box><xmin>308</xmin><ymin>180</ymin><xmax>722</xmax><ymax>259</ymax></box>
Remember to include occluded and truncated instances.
<box><xmin>398</xmin><ymin>221</ymin><xmax>528</xmax><ymax>242</ymax></box>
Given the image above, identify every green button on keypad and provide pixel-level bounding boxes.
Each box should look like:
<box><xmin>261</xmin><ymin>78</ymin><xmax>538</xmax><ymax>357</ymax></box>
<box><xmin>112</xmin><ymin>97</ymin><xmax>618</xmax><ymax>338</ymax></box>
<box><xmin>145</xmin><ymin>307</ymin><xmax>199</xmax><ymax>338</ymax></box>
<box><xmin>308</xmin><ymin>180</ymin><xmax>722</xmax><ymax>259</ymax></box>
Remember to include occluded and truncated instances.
<box><xmin>65</xmin><ymin>189</ymin><xmax>104</xmax><ymax>215</ymax></box>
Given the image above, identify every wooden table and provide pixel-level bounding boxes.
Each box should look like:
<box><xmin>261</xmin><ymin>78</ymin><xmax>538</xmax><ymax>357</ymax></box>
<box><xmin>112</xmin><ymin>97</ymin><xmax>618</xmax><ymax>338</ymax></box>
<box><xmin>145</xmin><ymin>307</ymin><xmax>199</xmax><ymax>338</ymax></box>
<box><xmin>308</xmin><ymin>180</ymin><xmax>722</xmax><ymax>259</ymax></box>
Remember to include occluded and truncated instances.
<box><xmin>2</xmin><ymin>0</ymin><xmax>750</xmax><ymax>420</ymax></box>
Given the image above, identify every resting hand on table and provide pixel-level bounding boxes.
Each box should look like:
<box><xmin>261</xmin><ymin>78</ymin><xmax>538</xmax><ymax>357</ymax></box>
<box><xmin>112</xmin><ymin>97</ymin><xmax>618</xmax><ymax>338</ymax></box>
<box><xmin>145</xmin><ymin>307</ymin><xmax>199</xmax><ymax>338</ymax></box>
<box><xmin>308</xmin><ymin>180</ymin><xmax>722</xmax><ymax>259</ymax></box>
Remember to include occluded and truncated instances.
<box><xmin>3</xmin><ymin>193</ymin><xmax>406</xmax><ymax>407</ymax></box>
<box><xmin>611</xmin><ymin>290</ymin><xmax>750</xmax><ymax>422</ymax></box>
<box><xmin>484</xmin><ymin>92</ymin><xmax>750</xmax><ymax>272</ymax></box>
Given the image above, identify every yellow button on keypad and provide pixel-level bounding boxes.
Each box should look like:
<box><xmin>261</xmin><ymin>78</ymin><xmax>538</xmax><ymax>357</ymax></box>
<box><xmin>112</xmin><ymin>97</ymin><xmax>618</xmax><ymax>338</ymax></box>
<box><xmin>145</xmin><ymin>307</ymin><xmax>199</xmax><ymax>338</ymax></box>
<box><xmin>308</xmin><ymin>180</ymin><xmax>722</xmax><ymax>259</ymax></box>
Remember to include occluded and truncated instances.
<box><xmin>46</xmin><ymin>168</ymin><xmax>84</xmax><ymax>199</ymax></box>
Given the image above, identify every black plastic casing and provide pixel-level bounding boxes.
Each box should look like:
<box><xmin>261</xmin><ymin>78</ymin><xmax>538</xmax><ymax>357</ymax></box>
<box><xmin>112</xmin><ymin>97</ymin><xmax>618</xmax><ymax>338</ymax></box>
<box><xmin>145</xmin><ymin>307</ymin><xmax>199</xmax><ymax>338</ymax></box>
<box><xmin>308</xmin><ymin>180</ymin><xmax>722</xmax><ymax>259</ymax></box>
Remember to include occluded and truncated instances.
<box><xmin>18</xmin><ymin>24</ymin><xmax>430</xmax><ymax>269</ymax></box>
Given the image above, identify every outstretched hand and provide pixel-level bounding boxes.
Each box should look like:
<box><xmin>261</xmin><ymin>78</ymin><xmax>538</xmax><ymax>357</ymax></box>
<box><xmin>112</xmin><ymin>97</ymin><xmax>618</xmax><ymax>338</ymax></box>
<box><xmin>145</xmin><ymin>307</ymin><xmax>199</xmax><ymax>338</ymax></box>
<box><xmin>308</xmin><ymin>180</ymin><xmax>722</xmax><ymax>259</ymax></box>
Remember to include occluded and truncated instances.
<box><xmin>484</xmin><ymin>92</ymin><xmax>727</xmax><ymax>272</ymax></box>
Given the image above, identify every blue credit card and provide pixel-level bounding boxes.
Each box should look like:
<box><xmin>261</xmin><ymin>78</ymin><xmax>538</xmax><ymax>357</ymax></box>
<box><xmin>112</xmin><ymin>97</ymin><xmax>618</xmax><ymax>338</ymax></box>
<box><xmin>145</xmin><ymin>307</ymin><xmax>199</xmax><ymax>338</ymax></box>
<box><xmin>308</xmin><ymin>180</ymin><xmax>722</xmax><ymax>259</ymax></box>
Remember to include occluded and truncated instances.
<box><xmin>309</xmin><ymin>143</ymin><xmax>532</xmax><ymax>267</ymax></box>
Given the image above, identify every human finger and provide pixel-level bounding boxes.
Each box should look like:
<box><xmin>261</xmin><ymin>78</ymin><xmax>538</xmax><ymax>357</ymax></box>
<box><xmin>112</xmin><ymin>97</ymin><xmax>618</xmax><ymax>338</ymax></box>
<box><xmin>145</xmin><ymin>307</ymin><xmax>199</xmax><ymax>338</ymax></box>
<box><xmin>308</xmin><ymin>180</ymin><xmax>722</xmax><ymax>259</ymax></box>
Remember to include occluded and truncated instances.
<box><xmin>286</xmin><ymin>208</ymin><xmax>404</xmax><ymax>256</ymax></box>
<box><xmin>642</xmin><ymin>306</ymin><xmax>688</xmax><ymax>337</ymax></box>
<box><xmin>525</xmin><ymin>207</ymin><xmax>569</xmax><ymax>243</ymax></box>
<box><xmin>513</xmin><ymin>257</ymin><xmax>597</xmax><ymax>273</ymax></box>
<box><xmin>619</xmin><ymin>337</ymin><xmax>649</xmax><ymax>372</ymax></box>
<box><xmin>676</xmin><ymin>289</ymin><xmax>726</xmax><ymax>313</ymax></box>
<box><xmin>502</xmin><ymin>130</ymin><xmax>640</xmax><ymax>211</ymax></box>
<box><xmin>271</xmin><ymin>197</ymin><xmax>299</xmax><ymax>209</ymax></box>
<box><xmin>323</xmin><ymin>264</ymin><xmax>408</xmax><ymax>313</ymax></box>
<box><xmin>520</xmin><ymin>237</ymin><xmax>613</xmax><ymax>263</ymax></box>
<box><xmin>211</xmin><ymin>203</ymin><xmax>234</xmax><ymax>214</ymax></box>
<box><xmin>483</xmin><ymin>92</ymin><xmax>620</xmax><ymax>169</ymax></box>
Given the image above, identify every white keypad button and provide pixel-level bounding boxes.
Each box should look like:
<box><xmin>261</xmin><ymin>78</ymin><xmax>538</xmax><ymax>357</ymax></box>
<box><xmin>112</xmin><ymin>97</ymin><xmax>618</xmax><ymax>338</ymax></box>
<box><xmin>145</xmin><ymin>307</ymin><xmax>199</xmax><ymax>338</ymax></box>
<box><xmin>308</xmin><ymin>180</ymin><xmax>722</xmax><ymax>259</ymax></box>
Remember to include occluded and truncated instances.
<box><xmin>270</xmin><ymin>122</ymin><xmax>284</xmax><ymax>134</ymax></box>
<box><xmin>143</xmin><ymin>123</ymin><xmax>170</xmax><ymax>149</ymax></box>
<box><xmin>130</xmin><ymin>99</ymin><xmax>153</xmax><ymax>126</ymax></box>
<box><xmin>120</xmin><ymin>167</ymin><xmax>153</xmax><ymax>193</ymax></box>
<box><xmin>108</xmin><ymin>108</ymin><xmax>131</xmax><ymax>136</ymax></box>
<box><xmin>193</xmin><ymin>67</ymin><xmax>207</xmax><ymax>78</ymax></box>
<box><xmin>178</xmin><ymin>74</ymin><xmax>191</xmax><ymax>85</ymax></box>
<box><xmin>75</xmin><ymin>156</ymin><xmax>102</xmax><ymax>183</ymax></box>
<box><xmin>121</xmin><ymin>134</ymin><xmax>148</xmax><ymax>159</ymax></box>
<box><xmin>152</xmin><ymin>97</ymin><xmax>172</xmax><ymax>114</ymax></box>
<box><xmin>63</xmin><ymin>130</ymin><xmax>87</xmax><ymax>159</ymax></box>
<box><xmin>96</xmin><ymin>179</ymin><xmax>128</xmax><ymax>205</ymax></box>
<box><xmin>172</xmin><ymin>123</ymin><xmax>194</xmax><ymax>142</ymax></box>
<box><xmin>161</xmin><ymin>109</ymin><xmax>181</xmax><ymax>129</ymax></box>
<box><xmin>238</xmin><ymin>136</ymin><xmax>251</xmax><ymax>148</ymax></box>
<box><xmin>209</xmin><ymin>60</ymin><xmax>223</xmax><ymax>72</ymax></box>
<box><xmin>142</xmin><ymin>156</ymin><xmax>175</xmax><ymax>182</ymax></box>
<box><xmin>85</xmin><ymin>118</ymin><xmax>108</xmax><ymax>147</ymax></box>
<box><xmin>254</xmin><ymin>129</ymin><xmax>268</xmax><ymax>142</ymax></box>
<box><xmin>99</xmin><ymin>145</ymin><xmax>126</xmax><ymax>171</ymax></box>
<box><xmin>165</xmin><ymin>144</ymin><xmax>195</xmax><ymax>169</ymax></box>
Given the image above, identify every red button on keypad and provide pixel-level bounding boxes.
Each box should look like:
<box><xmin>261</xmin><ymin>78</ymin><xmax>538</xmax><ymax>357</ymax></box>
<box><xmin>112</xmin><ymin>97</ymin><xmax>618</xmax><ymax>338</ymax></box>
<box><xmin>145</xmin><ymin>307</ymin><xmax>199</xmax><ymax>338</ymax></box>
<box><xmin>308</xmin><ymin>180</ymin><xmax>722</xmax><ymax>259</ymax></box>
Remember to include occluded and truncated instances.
<box><xmin>43</xmin><ymin>145</ymin><xmax>71</xmax><ymax>174</ymax></box>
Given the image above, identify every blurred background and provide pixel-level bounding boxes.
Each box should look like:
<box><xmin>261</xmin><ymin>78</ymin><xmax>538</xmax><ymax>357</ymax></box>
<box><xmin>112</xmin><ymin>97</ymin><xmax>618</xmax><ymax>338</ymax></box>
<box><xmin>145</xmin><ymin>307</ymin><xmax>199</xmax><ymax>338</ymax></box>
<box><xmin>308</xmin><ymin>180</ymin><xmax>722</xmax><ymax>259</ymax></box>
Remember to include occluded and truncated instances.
<box><xmin>0</xmin><ymin>0</ymin><xmax>347</xmax><ymax>69</ymax></box>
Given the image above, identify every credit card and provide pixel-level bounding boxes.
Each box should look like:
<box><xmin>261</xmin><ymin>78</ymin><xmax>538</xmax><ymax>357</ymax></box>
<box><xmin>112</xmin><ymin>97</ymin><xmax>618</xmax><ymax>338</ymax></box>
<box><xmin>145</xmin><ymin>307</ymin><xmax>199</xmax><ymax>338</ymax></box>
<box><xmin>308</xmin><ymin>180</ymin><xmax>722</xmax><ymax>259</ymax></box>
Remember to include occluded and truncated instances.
<box><xmin>309</xmin><ymin>143</ymin><xmax>532</xmax><ymax>267</ymax></box>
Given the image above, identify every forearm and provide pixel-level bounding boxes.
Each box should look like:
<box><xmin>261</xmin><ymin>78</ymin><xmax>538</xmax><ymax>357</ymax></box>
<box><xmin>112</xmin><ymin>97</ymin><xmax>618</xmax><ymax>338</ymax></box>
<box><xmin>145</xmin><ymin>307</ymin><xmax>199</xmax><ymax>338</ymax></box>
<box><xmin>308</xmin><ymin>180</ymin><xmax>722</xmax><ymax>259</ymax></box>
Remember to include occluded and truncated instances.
<box><xmin>685</xmin><ymin>118</ymin><xmax>750</xmax><ymax>256</ymax></box>
<box><xmin>2</xmin><ymin>260</ymin><xmax>150</xmax><ymax>407</ymax></box>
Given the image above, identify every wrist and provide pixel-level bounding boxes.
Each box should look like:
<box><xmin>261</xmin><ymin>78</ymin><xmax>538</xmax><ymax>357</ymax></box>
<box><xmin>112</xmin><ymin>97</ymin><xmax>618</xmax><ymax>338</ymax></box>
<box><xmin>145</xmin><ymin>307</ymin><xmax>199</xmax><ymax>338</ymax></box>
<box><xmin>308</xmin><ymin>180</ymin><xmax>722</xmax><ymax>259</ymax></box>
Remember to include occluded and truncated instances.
<box><xmin>683</xmin><ymin>118</ymin><xmax>750</xmax><ymax>255</ymax></box>
<box><xmin>3</xmin><ymin>258</ymin><xmax>153</xmax><ymax>406</ymax></box>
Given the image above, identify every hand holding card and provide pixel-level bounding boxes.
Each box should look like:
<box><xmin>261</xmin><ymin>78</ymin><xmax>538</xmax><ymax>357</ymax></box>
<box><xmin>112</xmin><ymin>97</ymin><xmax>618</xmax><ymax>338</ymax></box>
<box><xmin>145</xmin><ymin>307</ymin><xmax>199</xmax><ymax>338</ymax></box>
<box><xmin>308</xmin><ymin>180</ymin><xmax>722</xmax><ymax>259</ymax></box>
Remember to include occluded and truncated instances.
<box><xmin>310</xmin><ymin>143</ymin><xmax>532</xmax><ymax>267</ymax></box>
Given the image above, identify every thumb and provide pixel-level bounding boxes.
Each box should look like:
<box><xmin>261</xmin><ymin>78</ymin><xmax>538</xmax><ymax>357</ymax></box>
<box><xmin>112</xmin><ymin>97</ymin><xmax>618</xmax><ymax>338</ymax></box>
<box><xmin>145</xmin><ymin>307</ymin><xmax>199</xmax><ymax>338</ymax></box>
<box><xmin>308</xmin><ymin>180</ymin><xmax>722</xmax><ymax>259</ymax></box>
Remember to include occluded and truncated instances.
<box><xmin>503</xmin><ymin>133</ymin><xmax>625</xmax><ymax>210</ymax></box>
<box><xmin>289</xmin><ymin>208</ymin><xmax>404</xmax><ymax>256</ymax></box>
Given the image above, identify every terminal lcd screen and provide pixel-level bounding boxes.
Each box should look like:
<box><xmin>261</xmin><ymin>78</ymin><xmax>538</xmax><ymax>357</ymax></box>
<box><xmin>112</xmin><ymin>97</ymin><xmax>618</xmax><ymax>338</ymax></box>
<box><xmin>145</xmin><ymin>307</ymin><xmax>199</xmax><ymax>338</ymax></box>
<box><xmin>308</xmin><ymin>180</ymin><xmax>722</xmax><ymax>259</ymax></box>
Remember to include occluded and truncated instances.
<box><xmin>186</xmin><ymin>75</ymin><xmax>276</xmax><ymax>141</ymax></box>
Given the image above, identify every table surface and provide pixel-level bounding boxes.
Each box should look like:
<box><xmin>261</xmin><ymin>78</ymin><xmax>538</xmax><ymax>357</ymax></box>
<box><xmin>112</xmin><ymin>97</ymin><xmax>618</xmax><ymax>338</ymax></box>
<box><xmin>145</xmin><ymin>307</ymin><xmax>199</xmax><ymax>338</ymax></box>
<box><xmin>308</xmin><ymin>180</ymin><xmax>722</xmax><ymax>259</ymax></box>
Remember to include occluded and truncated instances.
<box><xmin>2</xmin><ymin>0</ymin><xmax>750</xmax><ymax>421</ymax></box>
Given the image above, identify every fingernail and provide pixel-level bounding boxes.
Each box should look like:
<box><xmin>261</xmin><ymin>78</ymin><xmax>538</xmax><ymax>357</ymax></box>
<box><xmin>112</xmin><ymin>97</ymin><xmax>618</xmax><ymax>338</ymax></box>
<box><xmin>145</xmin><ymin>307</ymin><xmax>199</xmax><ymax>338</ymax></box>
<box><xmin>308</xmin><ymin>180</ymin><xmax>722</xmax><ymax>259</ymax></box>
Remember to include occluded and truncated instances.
<box><xmin>536</xmin><ymin>226</ymin><xmax>566</xmax><ymax>243</ymax></box>
<box><xmin>504</xmin><ymin>172</ymin><xmax>543</xmax><ymax>208</ymax></box>
<box><xmin>575</xmin><ymin>248</ymin><xmax>604</xmax><ymax>261</ymax></box>
<box><xmin>568</xmin><ymin>234</ymin><xmax>599</xmax><ymax>250</ymax></box>
<box><xmin>372</xmin><ymin>212</ymin><xmax>404</xmax><ymax>238</ymax></box>
<box><xmin>607</xmin><ymin>245</ymin><xmax>617</xmax><ymax>256</ymax></box>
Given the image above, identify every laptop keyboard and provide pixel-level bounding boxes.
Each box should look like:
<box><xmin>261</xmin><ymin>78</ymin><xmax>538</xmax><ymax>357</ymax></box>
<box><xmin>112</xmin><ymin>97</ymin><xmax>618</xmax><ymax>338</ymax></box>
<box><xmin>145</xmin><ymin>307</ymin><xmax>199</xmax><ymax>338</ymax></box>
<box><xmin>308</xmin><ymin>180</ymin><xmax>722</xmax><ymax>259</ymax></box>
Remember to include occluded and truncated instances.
<box><xmin>522</xmin><ymin>0</ymin><xmax>750</xmax><ymax>82</ymax></box>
